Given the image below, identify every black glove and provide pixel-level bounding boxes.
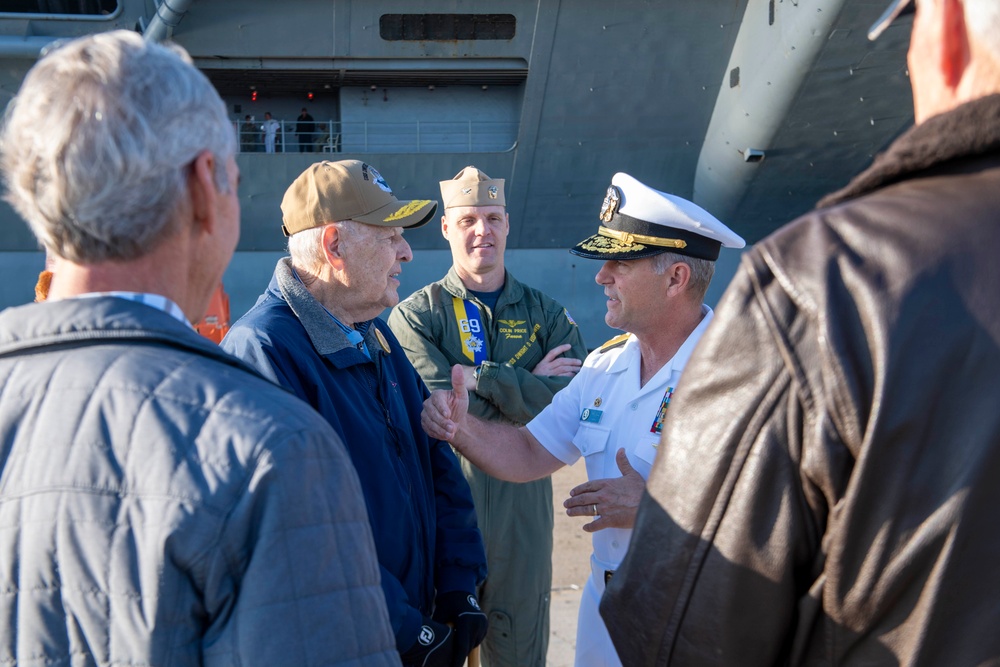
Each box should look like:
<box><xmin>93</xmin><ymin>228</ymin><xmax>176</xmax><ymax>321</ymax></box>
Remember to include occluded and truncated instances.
<box><xmin>400</xmin><ymin>618</ymin><xmax>454</xmax><ymax>667</ymax></box>
<box><xmin>433</xmin><ymin>591</ymin><xmax>488</xmax><ymax>667</ymax></box>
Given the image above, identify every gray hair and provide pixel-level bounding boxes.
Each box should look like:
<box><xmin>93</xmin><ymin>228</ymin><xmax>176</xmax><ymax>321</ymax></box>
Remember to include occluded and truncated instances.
<box><xmin>0</xmin><ymin>30</ymin><xmax>235</xmax><ymax>263</ymax></box>
<box><xmin>964</xmin><ymin>0</ymin><xmax>1000</xmax><ymax>60</ymax></box>
<box><xmin>287</xmin><ymin>225</ymin><xmax>329</xmax><ymax>275</ymax></box>
<box><xmin>288</xmin><ymin>219</ymin><xmax>368</xmax><ymax>275</ymax></box>
<box><xmin>650</xmin><ymin>251</ymin><xmax>715</xmax><ymax>301</ymax></box>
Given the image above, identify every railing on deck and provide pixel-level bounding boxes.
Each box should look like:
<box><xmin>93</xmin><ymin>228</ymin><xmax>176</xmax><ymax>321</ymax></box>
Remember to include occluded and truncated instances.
<box><xmin>233</xmin><ymin>119</ymin><xmax>518</xmax><ymax>154</ymax></box>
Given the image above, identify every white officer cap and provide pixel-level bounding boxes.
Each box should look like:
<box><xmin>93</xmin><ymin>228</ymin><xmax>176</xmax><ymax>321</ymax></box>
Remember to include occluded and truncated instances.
<box><xmin>571</xmin><ymin>172</ymin><xmax>745</xmax><ymax>261</ymax></box>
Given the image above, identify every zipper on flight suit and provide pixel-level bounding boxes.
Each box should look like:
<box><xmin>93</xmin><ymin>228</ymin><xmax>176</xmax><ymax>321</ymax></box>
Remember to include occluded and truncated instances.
<box><xmin>468</xmin><ymin>295</ymin><xmax>499</xmax><ymax>538</ymax></box>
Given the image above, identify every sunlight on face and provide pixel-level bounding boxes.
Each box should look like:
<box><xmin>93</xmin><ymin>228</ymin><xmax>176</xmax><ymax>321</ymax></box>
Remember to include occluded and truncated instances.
<box><xmin>442</xmin><ymin>205</ymin><xmax>509</xmax><ymax>278</ymax></box>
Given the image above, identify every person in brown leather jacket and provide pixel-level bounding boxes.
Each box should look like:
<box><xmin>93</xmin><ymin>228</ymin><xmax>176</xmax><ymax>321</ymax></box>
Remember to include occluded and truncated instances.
<box><xmin>601</xmin><ymin>0</ymin><xmax>1000</xmax><ymax>664</ymax></box>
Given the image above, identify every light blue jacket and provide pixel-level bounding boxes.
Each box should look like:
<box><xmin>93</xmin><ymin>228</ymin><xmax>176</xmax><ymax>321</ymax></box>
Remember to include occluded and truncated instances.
<box><xmin>0</xmin><ymin>297</ymin><xmax>398</xmax><ymax>666</ymax></box>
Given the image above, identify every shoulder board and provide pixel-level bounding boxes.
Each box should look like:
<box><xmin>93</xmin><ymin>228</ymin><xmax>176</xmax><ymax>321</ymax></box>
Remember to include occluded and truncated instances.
<box><xmin>598</xmin><ymin>333</ymin><xmax>630</xmax><ymax>354</ymax></box>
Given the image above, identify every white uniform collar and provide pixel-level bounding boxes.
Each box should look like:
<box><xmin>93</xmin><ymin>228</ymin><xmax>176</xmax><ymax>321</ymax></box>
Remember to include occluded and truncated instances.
<box><xmin>607</xmin><ymin>304</ymin><xmax>714</xmax><ymax>378</ymax></box>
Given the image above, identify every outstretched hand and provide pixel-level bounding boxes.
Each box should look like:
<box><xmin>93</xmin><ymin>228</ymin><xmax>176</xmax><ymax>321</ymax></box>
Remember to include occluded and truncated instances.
<box><xmin>563</xmin><ymin>449</ymin><xmax>645</xmax><ymax>532</ymax></box>
<box><xmin>422</xmin><ymin>364</ymin><xmax>471</xmax><ymax>442</ymax></box>
<box><xmin>532</xmin><ymin>343</ymin><xmax>583</xmax><ymax>377</ymax></box>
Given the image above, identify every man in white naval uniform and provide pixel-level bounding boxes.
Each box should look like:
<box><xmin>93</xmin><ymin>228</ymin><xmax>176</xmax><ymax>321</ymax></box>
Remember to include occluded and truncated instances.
<box><xmin>421</xmin><ymin>172</ymin><xmax>745</xmax><ymax>666</ymax></box>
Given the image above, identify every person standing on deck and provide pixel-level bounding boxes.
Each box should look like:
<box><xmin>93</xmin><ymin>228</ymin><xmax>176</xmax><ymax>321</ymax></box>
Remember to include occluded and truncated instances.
<box><xmin>389</xmin><ymin>166</ymin><xmax>587</xmax><ymax>667</ymax></box>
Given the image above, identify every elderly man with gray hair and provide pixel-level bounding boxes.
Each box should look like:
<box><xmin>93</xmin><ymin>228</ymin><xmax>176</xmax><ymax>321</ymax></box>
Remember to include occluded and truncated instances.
<box><xmin>0</xmin><ymin>31</ymin><xmax>397</xmax><ymax>666</ymax></box>
<box><xmin>222</xmin><ymin>160</ymin><xmax>488</xmax><ymax>667</ymax></box>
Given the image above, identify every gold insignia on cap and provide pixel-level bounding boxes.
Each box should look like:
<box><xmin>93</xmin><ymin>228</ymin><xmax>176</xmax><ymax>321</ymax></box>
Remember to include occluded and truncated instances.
<box><xmin>600</xmin><ymin>185</ymin><xmax>621</xmax><ymax>223</ymax></box>
<box><xmin>375</xmin><ymin>328</ymin><xmax>391</xmax><ymax>354</ymax></box>
<box><xmin>384</xmin><ymin>199</ymin><xmax>432</xmax><ymax>222</ymax></box>
<box><xmin>599</xmin><ymin>226</ymin><xmax>688</xmax><ymax>249</ymax></box>
<box><xmin>580</xmin><ymin>234</ymin><xmax>647</xmax><ymax>254</ymax></box>
<box><xmin>488</xmin><ymin>185</ymin><xmax>498</xmax><ymax>199</ymax></box>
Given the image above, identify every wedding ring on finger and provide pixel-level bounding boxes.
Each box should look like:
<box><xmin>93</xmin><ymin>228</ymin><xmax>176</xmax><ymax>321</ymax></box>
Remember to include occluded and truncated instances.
<box><xmin>593</xmin><ymin>503</ymin><xmax>598</xmax><ymax>516</ymax></box>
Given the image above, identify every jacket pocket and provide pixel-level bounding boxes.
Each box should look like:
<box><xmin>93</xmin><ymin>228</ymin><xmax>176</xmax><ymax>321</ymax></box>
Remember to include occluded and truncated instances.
<box><xmin>631</xmin><ymin>437</ymin><xmax>660</xmax><ymax>479</ymax></box>
<box><xmin>633</xmin><ymin>438</ymin><xmax>659</xmax><ymax>466</ymax></box>
<box><xmin>572</xmin><ymin>423</ymin><xmax>610</xmax><ymax>457</ymax></box>
<box><xmin>573</xmin><ymin>424</ymin><xmax>610</xmax><ymax>479</ymax></box>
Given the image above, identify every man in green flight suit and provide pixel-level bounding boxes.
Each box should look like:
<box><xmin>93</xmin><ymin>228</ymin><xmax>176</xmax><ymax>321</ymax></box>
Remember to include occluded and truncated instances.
<box><xmin>389</xmin><ymin>166</ymin><xmax>587</xmax><ymax>667</ymax></box>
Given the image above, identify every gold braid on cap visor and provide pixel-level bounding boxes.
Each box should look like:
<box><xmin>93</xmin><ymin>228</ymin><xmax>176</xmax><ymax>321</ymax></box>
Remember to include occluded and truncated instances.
<box><xmin>598</xmin><ymin>226</ymin><xmax>688</xmax><ymax>249</ymax></box>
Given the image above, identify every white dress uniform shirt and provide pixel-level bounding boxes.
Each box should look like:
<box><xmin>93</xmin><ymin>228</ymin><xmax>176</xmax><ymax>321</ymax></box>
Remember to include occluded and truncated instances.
<box><xmin>525</xmin><ymin>304</ymin><xmax>713</xmax><ymax>666</ymax></box>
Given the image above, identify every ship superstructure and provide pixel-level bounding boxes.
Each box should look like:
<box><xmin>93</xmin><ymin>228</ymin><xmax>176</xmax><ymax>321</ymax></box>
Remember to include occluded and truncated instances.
<box><xmin>0</xmin><ymin>1</ymin><xmax>913</xmax><ymax>342</ymax></box>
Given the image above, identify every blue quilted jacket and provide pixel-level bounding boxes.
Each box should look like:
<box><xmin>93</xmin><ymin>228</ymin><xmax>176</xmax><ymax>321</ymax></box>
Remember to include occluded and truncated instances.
<box><xmin>222</xmin><ymin>259</ymin><xmax>487</xmax><ymax>652</ymax></box>
<box><xmin>0</xmin><ymin>296</ymin><xmax>398</xmax><ymax>666</ymax></box>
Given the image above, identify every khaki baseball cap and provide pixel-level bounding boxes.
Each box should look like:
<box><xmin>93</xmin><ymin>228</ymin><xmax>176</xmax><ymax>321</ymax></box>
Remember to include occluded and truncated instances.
<box><xmin>280</xmin><ymin>160</ymin><xmax>437</xmax><ymax>236</ymax></box>
<box><xmin>440</xmin><ymin>166</ymin><xmax>506</xmax><ymax>209</ymax></box>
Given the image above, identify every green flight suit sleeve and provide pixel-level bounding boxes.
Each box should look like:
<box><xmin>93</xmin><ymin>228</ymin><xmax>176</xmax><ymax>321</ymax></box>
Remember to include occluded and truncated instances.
<box><xmin>388</xmin><ymin>301</ymin><xmax>506</xmax><ymax>424</ymax></box>
<box><xmin>388</xmin><ymin>293</ymin><xmax>587</xmax><ymax>426</ymax></box>
<box><xmin>473</xmin><ymin>306</ymin><xmax>587</xmax><ymax>425</ymax></box>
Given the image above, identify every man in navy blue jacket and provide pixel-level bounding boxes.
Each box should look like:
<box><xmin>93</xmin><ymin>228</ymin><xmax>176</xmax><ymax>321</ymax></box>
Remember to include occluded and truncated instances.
<box><xmin>223</xmin><ymin>160</ymin><xmax>487</xmax><ymax>667</ymax></box>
